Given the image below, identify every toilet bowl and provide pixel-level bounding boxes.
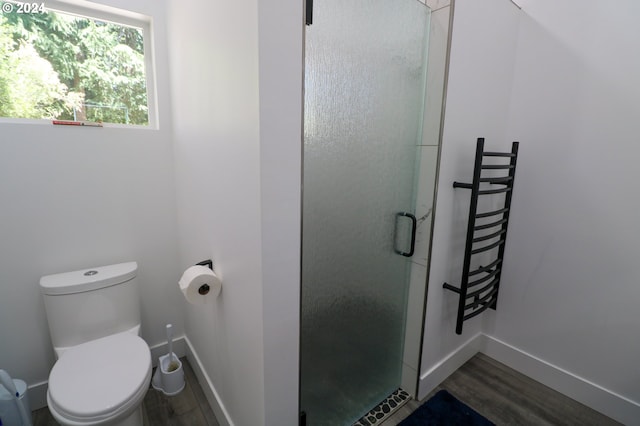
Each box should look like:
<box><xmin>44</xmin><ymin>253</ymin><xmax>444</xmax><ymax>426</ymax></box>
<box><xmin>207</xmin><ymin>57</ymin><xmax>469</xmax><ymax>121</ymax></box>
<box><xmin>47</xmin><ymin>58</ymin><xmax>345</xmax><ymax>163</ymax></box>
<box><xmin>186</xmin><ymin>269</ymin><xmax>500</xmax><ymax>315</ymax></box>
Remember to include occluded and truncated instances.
<box><xmin>39</xmin><ymin>262</ymin><xmax>150</xmax><ymax>426</ymax></box>
<box><xmin>47</xmin><ymin>333</ymin><xmax>151</xmax><ymax>426</ymax></box>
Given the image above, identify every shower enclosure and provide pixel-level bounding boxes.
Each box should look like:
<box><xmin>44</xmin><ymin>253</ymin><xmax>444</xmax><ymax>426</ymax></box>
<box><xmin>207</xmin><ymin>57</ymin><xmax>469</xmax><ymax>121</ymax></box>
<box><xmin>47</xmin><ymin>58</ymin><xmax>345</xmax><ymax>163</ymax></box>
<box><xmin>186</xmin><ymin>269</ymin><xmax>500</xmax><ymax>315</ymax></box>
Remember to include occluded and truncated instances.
<box><xmin>300</xmin><ymin>0</ymin><xmax>431</xmax><ymax>424</ymax></box>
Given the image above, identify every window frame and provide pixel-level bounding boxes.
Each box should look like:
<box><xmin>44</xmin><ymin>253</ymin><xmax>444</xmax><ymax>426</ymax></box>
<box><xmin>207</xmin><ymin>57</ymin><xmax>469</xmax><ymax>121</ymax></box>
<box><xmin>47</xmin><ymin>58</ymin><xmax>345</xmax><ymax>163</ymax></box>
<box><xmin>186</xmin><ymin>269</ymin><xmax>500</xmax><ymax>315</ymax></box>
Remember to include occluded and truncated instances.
<box><xmin>0</xmin><ymin>0</ymin><xmax>157</xmax><ymax>128</ymax></box>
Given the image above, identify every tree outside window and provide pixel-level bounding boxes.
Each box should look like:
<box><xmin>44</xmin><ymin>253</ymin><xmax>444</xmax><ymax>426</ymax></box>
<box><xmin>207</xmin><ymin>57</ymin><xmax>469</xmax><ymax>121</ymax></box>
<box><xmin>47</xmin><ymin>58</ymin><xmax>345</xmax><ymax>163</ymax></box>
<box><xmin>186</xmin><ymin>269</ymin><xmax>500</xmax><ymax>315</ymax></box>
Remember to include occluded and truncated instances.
<box><xmin>0</xmin><ymin>2</ymin><xmax>149</xmax><ymax>125</ymax></box>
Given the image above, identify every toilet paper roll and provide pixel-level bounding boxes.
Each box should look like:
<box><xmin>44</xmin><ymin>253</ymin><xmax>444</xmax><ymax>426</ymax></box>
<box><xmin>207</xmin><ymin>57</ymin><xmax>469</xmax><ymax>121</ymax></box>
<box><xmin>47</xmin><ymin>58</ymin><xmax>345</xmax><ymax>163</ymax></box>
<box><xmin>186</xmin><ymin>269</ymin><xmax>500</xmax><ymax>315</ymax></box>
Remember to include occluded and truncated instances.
<box><xmin>178</xmin><ymin>265</ymin><xmax>222</xmax><ymax>305</ymax></box>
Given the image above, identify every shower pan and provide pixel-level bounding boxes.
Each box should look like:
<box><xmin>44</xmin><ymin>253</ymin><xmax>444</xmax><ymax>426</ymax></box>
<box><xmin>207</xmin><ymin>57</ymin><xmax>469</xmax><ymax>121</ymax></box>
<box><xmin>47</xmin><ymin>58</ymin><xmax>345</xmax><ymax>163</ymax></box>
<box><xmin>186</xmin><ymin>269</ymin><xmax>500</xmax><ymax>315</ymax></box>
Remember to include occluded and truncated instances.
<box><xmin>300</xmin><ymin>0</ymin><xmax>431</xmax><ymax>424</ymax></box>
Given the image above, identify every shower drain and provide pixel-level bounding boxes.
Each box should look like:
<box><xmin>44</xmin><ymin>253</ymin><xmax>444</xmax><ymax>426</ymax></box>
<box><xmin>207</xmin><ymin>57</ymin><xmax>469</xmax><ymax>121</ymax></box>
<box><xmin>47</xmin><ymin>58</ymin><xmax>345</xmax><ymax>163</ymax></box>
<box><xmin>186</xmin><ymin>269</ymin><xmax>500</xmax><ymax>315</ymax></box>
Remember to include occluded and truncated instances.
<box><xmin>353</xmin><ymin>388</ymin><xmax>411</xmax><ymax>426</ymax></box>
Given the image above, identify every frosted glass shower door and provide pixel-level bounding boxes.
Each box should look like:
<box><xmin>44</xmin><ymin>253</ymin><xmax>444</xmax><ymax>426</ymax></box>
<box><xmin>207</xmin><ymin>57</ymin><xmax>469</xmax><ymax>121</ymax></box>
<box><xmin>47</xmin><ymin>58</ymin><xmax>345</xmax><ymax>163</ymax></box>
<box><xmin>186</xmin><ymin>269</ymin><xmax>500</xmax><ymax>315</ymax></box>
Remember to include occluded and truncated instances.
<box><xmin>301</xmin><ymin>0</ymin><xmax>430</xmax><ymax>425</ymax></box>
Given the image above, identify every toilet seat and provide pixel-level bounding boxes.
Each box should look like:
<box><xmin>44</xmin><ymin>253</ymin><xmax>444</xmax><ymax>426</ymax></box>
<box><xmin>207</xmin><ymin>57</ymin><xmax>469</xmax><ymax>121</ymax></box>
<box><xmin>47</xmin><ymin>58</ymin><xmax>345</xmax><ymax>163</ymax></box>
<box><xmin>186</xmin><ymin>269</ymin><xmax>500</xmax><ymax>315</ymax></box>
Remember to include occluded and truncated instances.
<box><xmin>47</xmin><ymin>333</ymin><xmax>151</xmax><ymax>425</ymax></box>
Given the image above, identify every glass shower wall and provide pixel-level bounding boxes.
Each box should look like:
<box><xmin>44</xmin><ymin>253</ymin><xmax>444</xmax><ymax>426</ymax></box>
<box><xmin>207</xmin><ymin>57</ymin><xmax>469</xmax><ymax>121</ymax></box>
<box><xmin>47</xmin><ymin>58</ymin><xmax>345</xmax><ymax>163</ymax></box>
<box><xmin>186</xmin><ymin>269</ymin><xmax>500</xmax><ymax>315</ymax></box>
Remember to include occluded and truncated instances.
<box><xmin>301</xmin><ymin>0</ymin><xmax>431</xmax><ymax>424</ymax></box>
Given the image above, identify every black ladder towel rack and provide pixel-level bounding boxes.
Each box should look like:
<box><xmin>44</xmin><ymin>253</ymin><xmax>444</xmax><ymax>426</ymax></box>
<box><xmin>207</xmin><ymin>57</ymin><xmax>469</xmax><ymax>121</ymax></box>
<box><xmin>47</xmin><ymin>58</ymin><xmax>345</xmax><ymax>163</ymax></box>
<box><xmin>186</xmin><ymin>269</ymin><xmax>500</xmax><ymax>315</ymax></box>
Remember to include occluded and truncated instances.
<box><xmin>443</xmin><ymin>138</ymin><xmax>519</xmax><ymax>334</ymax></box>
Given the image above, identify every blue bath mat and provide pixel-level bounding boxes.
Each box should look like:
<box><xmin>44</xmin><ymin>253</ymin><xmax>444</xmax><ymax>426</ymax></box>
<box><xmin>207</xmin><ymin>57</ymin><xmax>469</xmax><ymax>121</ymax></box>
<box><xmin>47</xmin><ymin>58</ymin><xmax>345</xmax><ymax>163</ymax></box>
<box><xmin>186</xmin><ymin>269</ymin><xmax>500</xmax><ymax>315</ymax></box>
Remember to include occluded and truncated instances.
<box><xmin>398</xmin><ymin>390</ymin><xmax>495</xmax><ymax>426</ymax></box>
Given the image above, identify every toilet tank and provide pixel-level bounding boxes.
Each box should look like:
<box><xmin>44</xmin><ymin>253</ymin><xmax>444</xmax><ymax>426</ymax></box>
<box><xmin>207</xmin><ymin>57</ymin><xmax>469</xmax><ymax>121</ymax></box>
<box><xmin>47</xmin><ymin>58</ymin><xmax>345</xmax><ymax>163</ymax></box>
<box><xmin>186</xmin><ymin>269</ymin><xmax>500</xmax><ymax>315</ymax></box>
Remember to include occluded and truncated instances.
<box><xmin>40</xmin><ymin>262</ymin><xmax>141</xmax><ymax>356</ymax></box>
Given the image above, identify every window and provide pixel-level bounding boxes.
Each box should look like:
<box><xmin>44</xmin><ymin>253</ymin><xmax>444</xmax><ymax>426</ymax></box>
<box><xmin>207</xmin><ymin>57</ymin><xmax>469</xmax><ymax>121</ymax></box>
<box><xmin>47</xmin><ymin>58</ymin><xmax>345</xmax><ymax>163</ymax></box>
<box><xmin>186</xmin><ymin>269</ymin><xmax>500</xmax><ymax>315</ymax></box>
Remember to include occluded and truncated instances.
<box><xmin>0</xmin><ymin>0</ymin><xmax>154</xmax><ymax>126</ymax></box>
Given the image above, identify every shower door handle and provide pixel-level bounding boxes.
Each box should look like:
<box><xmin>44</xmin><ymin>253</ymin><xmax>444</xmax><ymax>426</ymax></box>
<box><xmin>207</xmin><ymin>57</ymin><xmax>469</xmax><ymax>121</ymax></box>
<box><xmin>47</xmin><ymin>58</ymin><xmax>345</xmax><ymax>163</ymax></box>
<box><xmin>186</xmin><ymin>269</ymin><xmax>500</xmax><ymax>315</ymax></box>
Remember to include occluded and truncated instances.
<box><xmin>394</xmin><ymin>212</ymin><xmax>417</xmax><ymax>257</ymax></box>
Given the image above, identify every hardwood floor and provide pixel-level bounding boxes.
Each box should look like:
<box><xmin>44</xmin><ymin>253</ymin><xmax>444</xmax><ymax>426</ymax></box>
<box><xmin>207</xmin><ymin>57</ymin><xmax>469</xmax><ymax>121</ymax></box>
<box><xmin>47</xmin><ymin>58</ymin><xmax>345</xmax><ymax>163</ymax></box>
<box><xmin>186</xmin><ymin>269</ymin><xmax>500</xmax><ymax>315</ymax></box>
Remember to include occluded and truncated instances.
<box><xmin>31</xmin><ymin>352</ymin><xmax>622</xmax><ymax>426</ymax></box>
<box><xmin>381</xmin><ymin>353</ymin><xmax>621</xmax><ymax>426</ymax></box>
<box><xmin>32</xmin><ymin>358</ymin><xmax>220</xmax><ymax>426</ymax></box>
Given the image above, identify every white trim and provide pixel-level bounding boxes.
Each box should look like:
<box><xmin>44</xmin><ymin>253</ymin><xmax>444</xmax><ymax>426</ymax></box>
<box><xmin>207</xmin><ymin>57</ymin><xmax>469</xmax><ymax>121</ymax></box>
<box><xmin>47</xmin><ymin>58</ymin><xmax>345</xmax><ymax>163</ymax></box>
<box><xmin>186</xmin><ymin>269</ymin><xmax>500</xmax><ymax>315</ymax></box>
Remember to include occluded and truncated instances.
<box><xmin>481</xmin><ymin>335</ymin><xmax>640</xmax><ymax>426</ymax></box>
<box><xmin>27</xmin><ymin>380</ymin><xmax>49</xmax><ymax>411</ymax></box>
<box><xmin>143</xmin><ymin>15</ymin><xmax>159</xmax><ymax>129</ymax></box>
<box><xmin>0</xmin><ymin>117</ymin><xmax>156</xmax><ymax>129</ymax></box>
<box><xmin>418</xmin><ymin>333</ymin><xmax>640</xmax><ymax>424</ymax></box>
<box><xmin>184</xmin><ymin>336</ymin><xmax>234</xmax><ymax>426</ymax></box>
<box><xmin>417</xmin><ymin>332</ymin><xmax>483</xmax><ymax>400</ymax></box>
<box><xmin>2</xmin><ymin>0</ymin><xmax>158</xmax><ymax>129</ymax></box>
<box><xmin>0</xmin><ymin>117</ymin><xmax>51</xmax><ymax>126</ymax></box>
<box><xmin>42</xmin><ymin>0</ymin><xmax>151</xmax><ymax>28</ymax></box>
<box><xmin>401</xmin><ymin>363</ymin><xmax>418</xmax><ymax>398</ymax></box>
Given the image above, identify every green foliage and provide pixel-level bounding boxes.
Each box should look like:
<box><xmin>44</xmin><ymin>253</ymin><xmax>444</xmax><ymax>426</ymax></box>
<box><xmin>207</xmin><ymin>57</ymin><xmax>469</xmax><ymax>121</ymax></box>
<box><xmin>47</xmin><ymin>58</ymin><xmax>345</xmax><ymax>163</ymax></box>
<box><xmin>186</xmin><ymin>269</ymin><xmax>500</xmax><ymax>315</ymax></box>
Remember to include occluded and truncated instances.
<box><xmin>0</xmin><ymin>20</ymin><xmax>73</xmax><ymax>119</ymax></box>
<box><xmin>0</xmin><ymin>5</ymin><xmax>148</xmax><ymax>124</ymax></box>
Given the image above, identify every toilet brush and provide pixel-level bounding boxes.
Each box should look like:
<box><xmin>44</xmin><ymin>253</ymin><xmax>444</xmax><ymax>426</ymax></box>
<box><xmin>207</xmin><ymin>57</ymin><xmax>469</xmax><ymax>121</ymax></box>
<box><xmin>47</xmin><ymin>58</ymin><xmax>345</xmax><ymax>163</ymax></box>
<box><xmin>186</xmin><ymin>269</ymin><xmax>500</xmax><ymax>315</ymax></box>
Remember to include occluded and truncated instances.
<box><xmin>166</xmin><ymin>324</ymin><xmax>179</xmax><ymax>372</ymax></box>
<box><xmin>151</xmin><ymin>324</ymin><xmax>184</xmax><ymax>395</ymax></box>
<box><xmin>0</xmin><ymin>369</ymin><xmax>32</xmax><ymax>426</ymax></box>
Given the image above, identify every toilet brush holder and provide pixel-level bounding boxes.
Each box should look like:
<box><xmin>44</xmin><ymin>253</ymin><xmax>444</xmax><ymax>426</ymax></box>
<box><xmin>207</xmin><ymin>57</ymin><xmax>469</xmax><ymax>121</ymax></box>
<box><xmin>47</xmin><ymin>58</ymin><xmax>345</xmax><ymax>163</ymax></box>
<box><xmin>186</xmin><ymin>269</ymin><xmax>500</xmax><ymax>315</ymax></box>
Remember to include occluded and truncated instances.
<box><xmin>151</xmin><ymin>353</ymin><xmax>185</xmax><ymax>396</ymax></box>
<box><xmin>0</xmin><ymin>372</ymin><xmax>32</xmax><ymax>426</ymax></box>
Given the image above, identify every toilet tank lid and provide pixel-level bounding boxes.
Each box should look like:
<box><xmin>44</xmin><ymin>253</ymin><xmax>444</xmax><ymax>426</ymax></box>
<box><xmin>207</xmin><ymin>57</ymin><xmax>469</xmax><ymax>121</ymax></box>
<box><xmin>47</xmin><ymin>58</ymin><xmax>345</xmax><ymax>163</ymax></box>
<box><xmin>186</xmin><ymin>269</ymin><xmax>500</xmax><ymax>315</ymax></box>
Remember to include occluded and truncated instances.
<box><xmin>40</xmin><ymin>262</ymin><xmax>138</xmax><ymax>295</ymax></box>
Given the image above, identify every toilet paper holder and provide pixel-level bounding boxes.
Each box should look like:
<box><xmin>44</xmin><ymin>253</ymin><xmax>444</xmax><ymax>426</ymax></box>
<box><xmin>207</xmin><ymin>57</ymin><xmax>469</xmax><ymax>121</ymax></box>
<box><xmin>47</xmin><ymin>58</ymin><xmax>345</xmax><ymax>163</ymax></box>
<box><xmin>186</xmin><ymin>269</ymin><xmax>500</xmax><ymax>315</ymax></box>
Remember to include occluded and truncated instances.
<box><xmin>195</xmin><ymin>260</ymin><xmax>213</xmax><ymax>295</ymax></box>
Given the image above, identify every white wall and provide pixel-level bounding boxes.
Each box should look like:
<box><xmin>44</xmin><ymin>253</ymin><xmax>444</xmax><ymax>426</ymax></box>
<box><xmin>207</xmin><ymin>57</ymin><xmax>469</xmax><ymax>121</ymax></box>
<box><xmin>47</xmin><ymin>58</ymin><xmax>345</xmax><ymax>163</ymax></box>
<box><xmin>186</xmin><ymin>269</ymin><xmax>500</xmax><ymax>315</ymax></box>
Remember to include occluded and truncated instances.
<box><xmin>419</xmin><ymin>0</ymin><xmax>520</xmax><ymax>398</ymax></box>
<box><xmin>0</xmin><ymin>0</ymin><xmax>182</xmax><ymax>407</ymax></box>
<box><xmin>424</xmin><ymin>0</ymin><xmax>640</xmax><ymax>422</ymax></box>
<box><xmin>166</xmin><ymin>0</ymin><xmax>264</xmax><ymax>424</ymax></box>
<box><xmin>166</xmin><ymin>0</ymin><xmax>303</xmax><ymax>424</ymax></box>
<box><xmin>487</xmin><ymin>0</ymin><xmax>640</xmax><ymax>420</ymax></box>
<box><xmin>0</xmin><ymin>0</ymin><xmax>302</xmax><ymax>422</ymax></box>
<box><xmin>258</xmin><ymin>0</ymin><xmax>303</xmax><ymax>424</ymax></box>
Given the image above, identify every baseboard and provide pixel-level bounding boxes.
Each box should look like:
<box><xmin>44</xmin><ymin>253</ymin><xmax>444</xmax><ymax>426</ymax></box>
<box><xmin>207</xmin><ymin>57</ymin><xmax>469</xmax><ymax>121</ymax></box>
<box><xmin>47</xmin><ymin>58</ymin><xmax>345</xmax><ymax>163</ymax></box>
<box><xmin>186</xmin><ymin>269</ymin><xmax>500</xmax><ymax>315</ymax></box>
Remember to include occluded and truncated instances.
<box><xmin>417</xmin><ymin>333</ymin><xmax>639</xmax><ymax>425</ymax></box>
<box><xmin>481</xmin><ymin>335</ymin><xmax>640</xmax><ymax>426</ymax></box>
<box><xmin>32</xmin><ymin>332</ymin><xmax>637</xmax><ymax>424</ymax></box>
<box><xmin>184</xmin><ymin>336</ymin><xmax>234</xmax><ymax>426</ymax></box>
<box><xmin>417</xmin><ymin>332</ymin><xmax>483</xmax><ymax>400</ymax></box>
<box><xmin>27</xmin><ymin>380</ymin><xmax>49</xmax><ymax>410</ymax></box>
<box><xmin>150</xmin><ymin>335</ymin><xmax>187</xmax><ymax>366</ymax></box>
<box><xmin>401</xmin><ymin>363</ymin><xmax>418</xmax><ymax>398</ymax></box>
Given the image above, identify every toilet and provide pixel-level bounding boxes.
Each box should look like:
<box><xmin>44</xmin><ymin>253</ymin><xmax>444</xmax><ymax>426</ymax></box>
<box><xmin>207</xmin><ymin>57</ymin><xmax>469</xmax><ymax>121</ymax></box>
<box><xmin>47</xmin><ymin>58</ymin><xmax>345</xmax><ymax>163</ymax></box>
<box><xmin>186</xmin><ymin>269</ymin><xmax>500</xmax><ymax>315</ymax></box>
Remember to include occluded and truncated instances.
<box><xmin>39</xmin><ymin>262</ymin><xmax>151</xmax><ymax>426</ymax></box>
